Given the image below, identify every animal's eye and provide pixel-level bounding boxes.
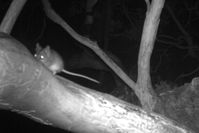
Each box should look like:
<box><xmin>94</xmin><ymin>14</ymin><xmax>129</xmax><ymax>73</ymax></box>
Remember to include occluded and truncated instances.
<box><xmin>40</xmin><ymin>55</ymin><xmax>44</xmax><ymax>59</ymax></box>
<box><xmin>39</xmin><ymin>55</ymin><xmax>46</xmax><ymax>62</ymax></box>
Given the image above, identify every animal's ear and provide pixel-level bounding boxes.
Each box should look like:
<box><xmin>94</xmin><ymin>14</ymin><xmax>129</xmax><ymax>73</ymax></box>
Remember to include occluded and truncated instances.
<box><xmin>43</xmin><ymin>45</ymin><xmax>51</xmax><ymax>57</ymax></box>
<box><xmin>35</xmin><ymin>43</ymin><xmax>43</xmax><ymax>53</ymax></box>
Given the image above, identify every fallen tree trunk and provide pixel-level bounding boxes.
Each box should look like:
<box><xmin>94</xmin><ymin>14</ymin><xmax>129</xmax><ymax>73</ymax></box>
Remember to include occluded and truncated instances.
<box><xmin>0</xmin><ymin>32</ymin><xmax>193</xmax><ymax>133</ymax></box>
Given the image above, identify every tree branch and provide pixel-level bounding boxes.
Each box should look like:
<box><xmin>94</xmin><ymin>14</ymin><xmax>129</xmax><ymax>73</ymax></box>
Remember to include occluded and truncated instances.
<box><xmin>0</xmin><ymin>32</ymin><xmax>193</xmax><ymax>133</ymax></box>
<box><xmin>41</xmin><ymin>0</ymin><xmax>139</xmax><ymax>99</ymax></box>
<box><xmin>0</xmin><ymin>0</ymin><xmax>27</xmax><ymax>34</ymax></box>
<box><xmin>137</xmin><ymin>0</ymin><xmax>165</xmax><ymax>111</ymax></box>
